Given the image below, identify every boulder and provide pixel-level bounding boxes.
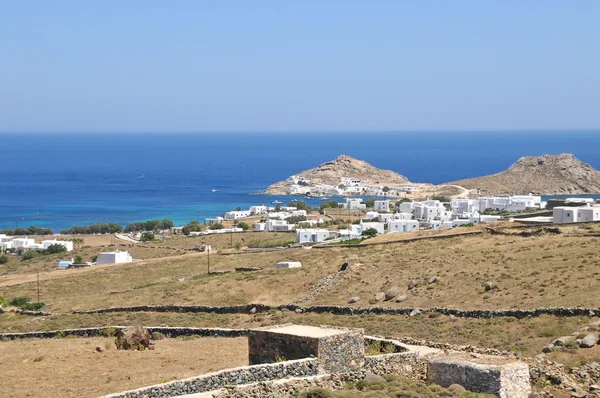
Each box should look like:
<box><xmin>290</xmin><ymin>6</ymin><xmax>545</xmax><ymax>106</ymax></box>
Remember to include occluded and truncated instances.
<box><xmin>250</xmin><ymin>307</ymin><xmax>257</xmax><ymax>314</ymax></box>
<box><xmin>347</xmin><ymin>297</ymin><xmax>360</xmax><ymax>304</ymax></box>
<box><xmin>579</xmin><ymin>334</ymin><xmax>596</xmax><ymax>348</ymax></box>
<box><xmin>428</xmin><ymin>276</ymin><xmax>437</xmax><ymax>284</ymax></box>
<box><xmin>448</xmin><ymin>384</ymin><xmax>466</xmax><ymax>393</ymax></box>
<box><xmin>410</xmin><ymin>308</ymin><xmax>422</xmax><ymax>317</ymax></box>
<box><xmin>553</xmin><ymin>336</ymin><xmax>573</xmax><ymax>347</ymax></box>
<box><xmin>340</xmin><ymin>261</ymin><xmax>351</xmax><ymax>271</ymax></box>
<box><xmin>384</xmin><ymin>286</ymin><xmax>401</xmax><ymax>301</ymax></box>
<box><xmin>408</xmin><ymin>280</ymin><xmax>416</xmax><ymax>290</ymax></box>
<box><xmin>484</xmin><ymin>281</ymin><xmax>494</xmax><ymax>291</ymax></box>
<box><xmin>363</xmin><ymin>373</ymin><xmax>386</xmax><ymax>382</ymax></box>
<box><xmin>542</xmin><ymin>344</ymin><xmax>555</xmax><ymax>353</ymax></box>
<box><xmin>395</xmin><ymin>295</ymin><xmax>407</xmax><ymax>303</ymax></box>
<box><xmin>374</xmin><ymin>292</ymin><xmax>385</xmax><ymax>302</ymax></box>
<box><xmin>115</xmin><ymin>326</ymin><xmax>151</xmax><ymax>350</ymax></box>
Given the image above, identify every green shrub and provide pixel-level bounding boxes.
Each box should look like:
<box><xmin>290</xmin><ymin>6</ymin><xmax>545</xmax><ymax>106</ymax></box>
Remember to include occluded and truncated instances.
<box><xmin>9</xmin><ymin>296</ymin><xmax>31</xmax><ymax>307</ymax></box>
<box><xmin>19</xmin><ymin>302</ymin><xmax>45</xmax><ymax>311</ymax></box>
<box><xmin>46</xmin><ymin>243</ymin><xmax>67</xmax><ymax>254</ymax></box>
<box><xmin>103</xmin><ymin>326</ymin><xmax>118</xmax><ymax>337</ymax></box>
<box><xmin>0</xmin><ymin>255</ymin><xmax>8</xmax><ymax>264</ymax></box>
<box><xmin>21</xmin><ymin>250</ymin><xmax>42</xmax><ymax>261</ymax></box>
<box><xmin>140</xmin><ymin>232</ymin><xmax>155</xmax><ymax>242</ymax></box>
<box><xmin>299</xmin><ymin>388</ymin><xmax>335</xmax><ymax>398</ymax></box>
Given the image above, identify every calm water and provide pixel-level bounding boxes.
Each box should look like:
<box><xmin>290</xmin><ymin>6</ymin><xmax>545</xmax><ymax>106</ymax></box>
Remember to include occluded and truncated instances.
<box><xmin>1</xmin><ymin>131</ymin><xmax>599</xmax><ymax>231</ymax></box>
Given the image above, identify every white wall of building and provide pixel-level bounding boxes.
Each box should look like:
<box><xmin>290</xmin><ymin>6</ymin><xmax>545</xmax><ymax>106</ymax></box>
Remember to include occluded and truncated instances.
<box><xmin>296</xmin><ymin>229</ymin><xmax>330</xmax><ymax>244</ymax></box>
<box><xmin>96</xmin><ymin>251</ymin><xmax>133</xmax><ymax>265</ymax></box>
<box><xmin>374</xmin><ymin>200</ymin><xmax>390</xmax><ymax>212</ymax></box>
<box><xmin>360</xmin><ymin>222</ymin><xmax>385</xmax><ymax>235</ymax></box>
<box><xmin>387</xmin><ymin>220</ymin><xmax>419</xmax><ymax>233</ymax></box>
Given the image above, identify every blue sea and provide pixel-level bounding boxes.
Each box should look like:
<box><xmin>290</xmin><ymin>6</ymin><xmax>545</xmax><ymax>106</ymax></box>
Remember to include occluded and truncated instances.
<box><xmin>1</xmin><ymin>131</ymin><xmax>599</xmax><ymax>232</ymax></box>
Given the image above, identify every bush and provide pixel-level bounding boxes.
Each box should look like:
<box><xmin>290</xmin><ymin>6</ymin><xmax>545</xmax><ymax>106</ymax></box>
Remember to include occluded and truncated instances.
<box><xmin>19</xmin><ymin>302</ymin><xmax>45</xmax><ymax>311</ymax></box>
<box><xmin>150</xmin><ymin>331</ymin><xmax>166</xmax><ymax>340</ymax></box>
<box><xmin>361</xmin><ymin>228</ymin><xmax>379</xmax><ymax>238</ymax></box>
<box><xmin>209</xmin><ymin>223</ymin><xmax>225</xmax><ymax>230</ymax></box>
<box><xmin>21</xmin><ymin>250</ymin><xmax>42</xmax><ymax>261</ymax></box>
<box><xmin>0</xmin><ymin>255</ymin><xmax>8</xmax><ymax>264</ymax></box>
<box><xmin>60</xmin><ymin>223</ymin><xmax>123</xmax><ymax>234</ymax></box>
<box><xmin>74</xmin><ymin>255</ymin><xmax>83</xmax><ymax>264</ymax></box>
<box><xmin>46</xmin><ymin>244</ymin><xmax>67</xmax><ymax>254</ymax></box>
<box><xmin>140</xmin><ymin>232</ymin><xmax>155</xmax><ymax>242</ymax></box>
<box><xmin>299</xmin><ymin>388</ymin><xmax>334</xmax><ymax>398</ymax></box>
<box><xmin>236</xmin><ymin>222</ymin><xmax>250</xmax><ymax>231</ymax></box>
<box><xmin>9</xmin><ymin>296</ymin><xmax>31</xmax><ymax>307</ymax></box>
<box><xmin>182</xmin><ymin>220</ymin><xmax>203</xmax><ymax>235</ymax></box>
<box><xmin>103</xmin><ymin>326</ymin><xmax>118</xmax><ymax>337</ymax></box>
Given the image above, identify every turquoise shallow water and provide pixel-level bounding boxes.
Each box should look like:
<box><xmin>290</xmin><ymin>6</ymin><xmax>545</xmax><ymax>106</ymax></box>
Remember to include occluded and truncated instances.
<box><xmin>0</xmin><ymin>131</ymin><xmax>599</xmax><ymax>231</ymax></box>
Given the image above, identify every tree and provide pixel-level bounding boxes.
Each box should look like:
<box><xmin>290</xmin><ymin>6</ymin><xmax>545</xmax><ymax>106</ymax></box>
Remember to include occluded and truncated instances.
<box><xmin>140</xmin><ymin>232</ymin><xmax>155</xmax><ymax>242</ymax></box>
<box><xmin>361</xmin><ymin>228</ymin><xmax>379</xmax><ymax>238</ymax></box>
<box><xmin>209</xmin><ymin>223</ymin><xmax>225</xmax><ymax>230</ymax></box>
<box><xmin>288</xmin><ymin>201</ymin><xmax>312</xmax><ymax>211</ymax></box>
<box><xmin>382</xmin><ymin>186</ymin><xmax>390</xmax><ymax>193</ymax></box>
<box><xmin>74</xmin><ymin>255</ymin><xmax>83</xmax><ymax>264</ymax></box>
<box><xmin>182</xmin><ymin>220</ymin><xmax>203</xmax><ymax>235</ymax></box>
<box><xmin>364</xmin><ymin>198</ymin><xmax>376</xmax><ymax>208</ymax></box>
<box><xmin>70</xmin><ymin>238</ymin><xmax>84</xmax><ymax>250</ymax></box>
<box><xmin>319</xmin><ymin>200</ymin><xmax>340</xmax><ymax>209</ymax></box>
<box><xmin>237</xmin><ymin>222</ymin><xmax>250</xmax><ymax>231</ymax></box>
<box><xmin>21</xmin><ymin>250</ymin><xmax>42</xmax><ymax>261</ymax></box>
<box><xmin>46</xmin><ymin>244</ymin><xmax>67</xmax><ymax>254</ymax></box>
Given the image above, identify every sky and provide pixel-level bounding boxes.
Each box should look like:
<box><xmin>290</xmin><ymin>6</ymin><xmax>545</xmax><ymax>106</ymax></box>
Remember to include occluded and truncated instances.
<box><xmin>0</xmin><ymin>1</ymin><xmax>598</xmax><ymax>133</ymax></box>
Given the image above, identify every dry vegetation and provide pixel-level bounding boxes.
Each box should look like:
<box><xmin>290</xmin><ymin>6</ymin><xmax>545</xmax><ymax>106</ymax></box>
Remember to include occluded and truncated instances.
<box><xmin>1</xmin><ymin>224</ymin><xmax>600</xmax><ymax>396</ymax></box>
<box><xmin>0</xmin><ymin>336</ymin><xmax>248</xmax><ymax>398</ymax></box>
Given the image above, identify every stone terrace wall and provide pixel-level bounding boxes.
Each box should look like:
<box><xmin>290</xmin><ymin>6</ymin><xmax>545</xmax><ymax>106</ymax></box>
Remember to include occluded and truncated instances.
<box><xmin>0</xmin><ymin>326</ymin><xmax>247</xmax><ymax>340</ymax></box>
<box><xmin>101</xmin><ymin>358</ymin><xmax>318</xmax><ymax>398</ymax></box>
<box><xmin>73</xmin><ymin>304</ymin><xmax>600</xmax><ymax>319</ymax></box>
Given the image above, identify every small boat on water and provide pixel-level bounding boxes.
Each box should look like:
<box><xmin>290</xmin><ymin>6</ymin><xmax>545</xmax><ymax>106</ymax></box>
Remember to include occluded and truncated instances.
<box><xmin>210</xmin><ymin>189</ymin><xmax>219</xmax><ymax>193</ymax></box>
<box><xmin>137</xmin><ymin>174</ymin><xmax>144</xmax><ymax>179</ymax></box>
<box><xmin>272</xmin><ymin>200</ymin><xmax>282</xmax><ymax>204</ymax></box>
<box><xmin>320</xmin><ymin>197</ymin><xmax>330</xmax><ymax>200</ymax></box>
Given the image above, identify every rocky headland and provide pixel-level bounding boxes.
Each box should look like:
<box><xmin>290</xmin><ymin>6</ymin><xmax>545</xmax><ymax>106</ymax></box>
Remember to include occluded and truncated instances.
<box><xmin>448</xmin><ymin>153</ymin><xmax>600</xmax><ymax>195</ymax></box>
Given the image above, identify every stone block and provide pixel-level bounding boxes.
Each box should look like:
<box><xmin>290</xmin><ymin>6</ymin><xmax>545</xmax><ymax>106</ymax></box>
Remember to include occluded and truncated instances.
<box><xmin>427</xmin><ymin>356</ymin><xmax>531</xmax><ymax>398</ymax></box>
<box><xmin>276</xmin><ymin>261</ymin><xmax>302</xmax><ymax>269</ymax></box>
<box><xmin>248</xmin><ymin>324</ymin><xmax>364</xmax><ymax>374</ymax></box>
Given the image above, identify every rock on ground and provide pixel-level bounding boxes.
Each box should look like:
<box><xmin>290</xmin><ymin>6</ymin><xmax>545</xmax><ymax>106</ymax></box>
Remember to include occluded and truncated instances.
<box><xmin>115</xmin><ymin>326</ymin><xmax>151</xmax><ymax>350</ymax></box>
<box><xmin>579</xmin><ymin>334</ymin><xmax>596</xmax><ymax>348</ymax></box>
<box><xmin>384</xmin><ymin>286</ymin><xmax>401</xmax><ymax>301</ymax></box>
<box><xmin>347</xmin><ymin>297</ymin><xmax>360</xmax><ymax>304</ymax></box>
<box><xmin>374</xmin><ymin>292</ymin><xmax>385</xmax><ymax>302</ymax></box>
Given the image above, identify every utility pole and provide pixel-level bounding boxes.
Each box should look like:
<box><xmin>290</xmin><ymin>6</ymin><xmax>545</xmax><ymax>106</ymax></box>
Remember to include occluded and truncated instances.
<box><xmin>36</xmin><ymin>270</ymin><xmax>40</xmax><ymax>303</ymax></box>
<box><xmin>207</xmin><ymin>249</ymin><xmax>210</xmax><ymax>274</ymax></box>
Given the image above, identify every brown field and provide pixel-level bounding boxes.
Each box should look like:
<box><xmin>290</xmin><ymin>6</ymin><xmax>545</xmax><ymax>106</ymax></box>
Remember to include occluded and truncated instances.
<box><xmin>1</xmin><ymin>224</ymin><xmax>600</xmax><ymax>395</ymax></box>
<box><xmin>0</xmin><ymin>336</ymin><xmax>248</xmax><ymax>398</ymax></box>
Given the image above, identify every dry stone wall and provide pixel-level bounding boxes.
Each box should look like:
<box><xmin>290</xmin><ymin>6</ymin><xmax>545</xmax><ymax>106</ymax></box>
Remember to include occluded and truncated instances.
<box><xmin>73</xmin><ymin>304</ymin><xmax>600</xmax><ymax>319</ymax></box>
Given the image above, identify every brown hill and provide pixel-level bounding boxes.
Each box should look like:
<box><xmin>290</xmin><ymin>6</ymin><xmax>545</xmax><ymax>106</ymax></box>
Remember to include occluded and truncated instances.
<box><xmin>450</xmin><ymin>153</ymin><xmax>600</xmax><ymax>195</ymax></box>
<box><xmin>264</xmin><ymin>155</ymin><xmax>410</xmax><ymax>194</ymax></box>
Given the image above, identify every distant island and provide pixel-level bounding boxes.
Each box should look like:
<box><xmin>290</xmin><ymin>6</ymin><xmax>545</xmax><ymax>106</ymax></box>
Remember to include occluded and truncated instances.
<box><xmin>263</xmin><ymin>155</ymin><xmax>429</xmax><ymax>197</ymax></box>
<box><xmin>264</xmin><ymin>153</ymin><xmax>600</xmax><ymax>197</ymax></box>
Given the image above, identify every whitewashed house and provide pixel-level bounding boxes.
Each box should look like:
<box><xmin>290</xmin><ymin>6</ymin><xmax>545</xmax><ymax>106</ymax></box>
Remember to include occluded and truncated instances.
<box><xmin>255</xmin><ymin>222</ymin><xmax>266</xmax><ymax>232</ymax></box>
<box><xmin>344</xmin><ymin>198</ymin><xmax>366</xmax><ymax>210</ymax></box>
<box><xmin>374</xmin><ymin>200</ymin><xmax>390</xmax><ymax>212</ymax></box>
<box><xmin>360</xmin><ymin>222</ymin><xmax>385</xmax><ymax>235</ymax></box>
<box><xmin>430</xmin><ymin>220</ymin><xmax>453</xmax><ymax>230</ymax></box>
<box><xmin>553</xmin><ymin>207</ymin><xmax>578</xmax><ymax>224</ymax></box>
<box><xmin>10</xmin><ymin>238</ymin><xmax>36</xmax><ymax>249</ymax></box>
<box><xmin>378</xmin><ymin>213</ymin><xmax>394</xmax><ymax>223</ymax></box>
<box><xmin>577</xmin><ymin>206</ymin><xmax>600</xmax><ymax>222</ymax></box>
<box><xmin>364</xmin><ymin>211</ymin><xmax>379</xmax><ymax>220</ymax></box>
<box><xmin>42</xmin><ymin>239</ymin><xmax>74</xmax><ymax>252</ymax></box>
<box><xmin>96</xmin><ymin>251</ymin><xmax>133</xmax><ymax>265</ymax></box>
<box><xmin>393</xmin><ymin>212</ymin><xmax>414</xmax><ymax>220</ymax></box>
<box><xmin>265</xmin><ymin>219</ymin><xmax>295</xmax><ymax>232</ymax></box>
<box><xmin>291</xmin><ymin>209</ymin><xmax>308</xmax><ymax>217</ymax></box>
<box><xmin>224</xmin><ymin>210</ymin><xmax>252</xmax><ymax>220</ymax></box>
<box><xmin>296</xmin><ymin>229</ymin><xmax>330</xmax><ymax>244</ymax></box>
<box><xmin>387</xmin><ymin>220</ymin><xmax>419</xmax><ymax>233</ymax></box>
<box><xmin>249</xmin><ymin>205</ymin><xmax>268</xmax><ymax>215</ymax></box>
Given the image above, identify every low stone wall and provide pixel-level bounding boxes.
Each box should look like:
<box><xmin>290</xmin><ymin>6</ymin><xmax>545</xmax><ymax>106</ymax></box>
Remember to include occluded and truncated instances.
<box><xmin>0</xmin><ymin>326</ymin><xmax>247</xmax><ymax>340</ymax></box>
<box><xmin>101</xmin><ymin>358</ymin><xmax>319</xmax><ymax>398</ymax></box>
<box><xmin>72</xmin><ymin>304</ymin><xmax>600</xmax><ymax>319</ymax></box>
<box><xmin>315</xmin><ymin>230</ymin><xmax>484</xmax><ymax>248</ymax></box>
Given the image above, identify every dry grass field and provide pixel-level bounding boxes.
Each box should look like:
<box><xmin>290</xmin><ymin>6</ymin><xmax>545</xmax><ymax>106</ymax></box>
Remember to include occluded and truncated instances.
<box><xmin>0</xmin><ymin>336</ymin><xmax>248</xmax><ymax>398</ymax></box>
<box><xmin>1</xmin><ymin>224</ymin><xmax>600</xmax><ymax>396</ymax></box>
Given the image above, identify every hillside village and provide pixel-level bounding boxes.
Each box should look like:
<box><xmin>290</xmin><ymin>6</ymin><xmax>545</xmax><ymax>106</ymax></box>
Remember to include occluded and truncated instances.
<box><xmin>1</xmin><ymin>154</ymin><xmax>600</xmax><ymax>398</ymax></box>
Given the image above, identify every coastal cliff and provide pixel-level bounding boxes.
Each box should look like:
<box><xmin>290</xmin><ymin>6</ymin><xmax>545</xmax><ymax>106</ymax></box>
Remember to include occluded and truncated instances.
<box><xmin>264</xmin><ymin>155</ymin><xmax>410</xmax><ymax>195</ymax></box>
<box><xmin>449</xmin><ymin>153</ymin><xmax>600</xmax><ymax>195</ymax></box>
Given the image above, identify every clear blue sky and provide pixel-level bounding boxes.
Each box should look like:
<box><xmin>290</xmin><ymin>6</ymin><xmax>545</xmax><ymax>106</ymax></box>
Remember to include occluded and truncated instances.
<box><xmin>0</xmin><ymin>1</ymin><xmax>598</xmax><ymax>132</ymax></box>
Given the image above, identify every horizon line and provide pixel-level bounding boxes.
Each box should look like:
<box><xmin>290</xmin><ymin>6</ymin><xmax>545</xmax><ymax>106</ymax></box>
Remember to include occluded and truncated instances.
<box><xmin>1</xmin><ymin>128</ymin><xmax>600</xmax><ymax>135</ymax></box>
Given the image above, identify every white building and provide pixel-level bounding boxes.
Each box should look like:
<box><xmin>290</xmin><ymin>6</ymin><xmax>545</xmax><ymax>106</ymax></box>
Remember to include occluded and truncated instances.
<box><xmin>374</xmin><ymin>200</ymin><xmax>390</xmax><ymax>212</ymax></box>
<box><xmin>554</xmin><ymin>205</ymin><xmax>600</xmax><ymax>224</ymax></box>
<box><xmin>291</xmin><ymin>209</ymin><xmax>308</xmax><ymax>217</ymax></box>
<box><xmin>96</xmin><ymin>251</ymin><xmax>133</xmax><ymax>265</ymax></box>
<box><xmin>205</xmin><ymin>217</ymin><xmax>225</xmax><ymax>225</ymax></box>
<box><xmin>255</xmin><ymin>222</ymin><xmax>266</xmax><ymax>231</ymax></box>
<box><xmin>296</xmin><ymin>229</ymin><xmax>330</xmax><ymax>244</ymax></box>
<box><xmin>249</xmin><ymin>205</ymin><xmax>268</xmax><ymax>215</ymax></box>
<box><xmin>387</xmin><ymin>220</ymin><xmax>419</xmax><ymax>233</ymax></box>
<box><xmin>430</xmin><ymin>220</ymin><xmax>453</xmax><ymax>230</ymax></box>
<box><xmin>10</xmin><ymin>238</ymin><xmax>36</xmax><ymax>249</ymax></box>
<box><xmin>340</xmin><ymin>177</ymin><xmax>362</xmax><ymax>186</ymax></box>
<box><xmin>364</xmin><ymin>211</ymin><xmax>379</xmax><ymax>220</ymax></box>
<box><xmin>377</xmin><ymin>213</ymin><xmax>394</xmax><ymax>223</ymax></box>
<box><xmin>42</xmin><ymin>239</ymin><xmax>74</xmax><ymax>252</ymax></box>
<box><xmin>344</xmin><ymin>198</ymin><xmax>366</xmax><ymax>210</ymax></box>
<box><xmin>360</xmin><ymin>222</ymin><xmax>385</xmax><ymax>235</ymax></box>
<box><xmin>224</xmin><ymin>210</ymin><xmax>252</xmax><ymax>220</ymax></box>
<box><xmin>265</xmin><ymin>219</ymin><xmax>295</xmax><ymax>232</ymax></box>
<box><xmin>393</xmin><ymin>212</ymin><xmax>414</xmax><ymax>220</ymax></box>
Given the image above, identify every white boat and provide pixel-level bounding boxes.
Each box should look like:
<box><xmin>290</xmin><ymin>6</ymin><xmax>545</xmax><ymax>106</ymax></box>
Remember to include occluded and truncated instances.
<box><xmin>272</xmin><ymin>200</ymin><xmax>282</xmax><ymax>204</ymax></box>
<box><xmin>320</xmin><ymin>197</ymin><xmax>330</xmax><ymax>200</ymax></box>
<box><xmin>210</xmin><ymin>189</ymin><xmax>219</xmax><ymax>193</ymax></box>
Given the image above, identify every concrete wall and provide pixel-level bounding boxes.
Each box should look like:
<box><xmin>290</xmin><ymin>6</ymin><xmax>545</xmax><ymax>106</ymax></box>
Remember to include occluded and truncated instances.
<box><xmin>248</xmin><ymin>330</ymin><xmax>319</xmax><ymax>365</ymax></box>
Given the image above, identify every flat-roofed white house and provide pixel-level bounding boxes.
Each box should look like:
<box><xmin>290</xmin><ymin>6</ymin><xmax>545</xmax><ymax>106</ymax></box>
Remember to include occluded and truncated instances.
<box><xmin>265</xmin><ymin>219</ymin><xmax>295</xmax><ymax>232</ymax></box>
<box><xmin>345</xmin><ymin>198</ymin><xmax>366</xmax><ymax>210</ymax></box>
<box><xmin>249</xmin><ymin>205</ymin><xmax>268</xmax><ymax>215</ymax></box>
<box><xmin>96</xmin><ymin>251</ymin><xmax>133</xmax><ymax>265</ymax></box>
<box><xmin>42</xmin><ymin>239</ymin><xmax>74</xmax><ymax>252</ymax></box>
<box><xmin>296</xmin><ymin>229</ymin><xmax>330</xmax><ymax>244</ymax></box>
<box><xmin>360</xmin><ymin>222</ymin><xmax>385</xmax><ymax>235</ymax></box>
<box><xmin>378</xmin><ymin>213</ymin><xmax>394</xmax><ymax>223</ymax></box>
<box><xmin>224</xmin><ymin>210</ymin><xmax>252</xmax><ymax>220</ymax></box>
<box><xmin>387</xmin><ymin>220</ymin><xmax>419</xmax><ymax>233</ymax></box>
<box><xmin>393</xmin><ymin>212</ymin><xmax>414</xmax><ymax>220</ymax></box>
<box><xmin>10</xmin><ymin>238</ymin><xmax>36</xmax><ymax>249</ymax></box>
<box><xmin>553</xmin><ymin>206</ymin><xmax>578</xmax><ymax>224</ymax></box>
<box><xmin>364</xmin><ymin>211</ymin><xmax>379</xmax><ymax>220</ymax></box>
<box><xmin>374</xmin><ymin>200</ymin><xmax>390</xmax><ymax>212</ymax></box>
<box><xmin>430</xmin><ymin>220</ymin><xmax>453</xmax><ymax>230</ymax></box>
<box><xmin>255</xmin><ymin>222</ymin><xmax>266</xmax><ymax>231</ymax></box>
<box><xmin>577</xmin><ymin>206</ymin><xmax>600</xmax><ymax>222</ymax></box>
